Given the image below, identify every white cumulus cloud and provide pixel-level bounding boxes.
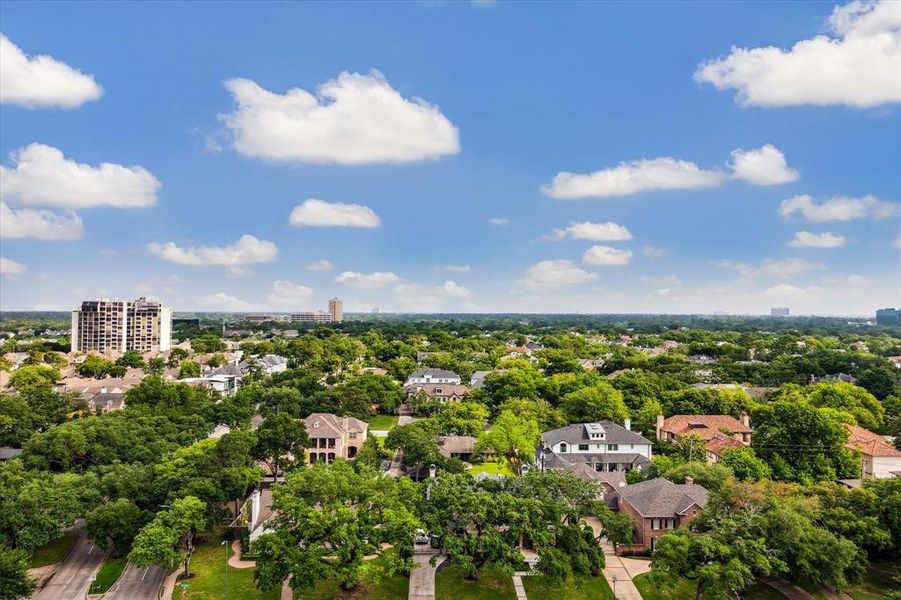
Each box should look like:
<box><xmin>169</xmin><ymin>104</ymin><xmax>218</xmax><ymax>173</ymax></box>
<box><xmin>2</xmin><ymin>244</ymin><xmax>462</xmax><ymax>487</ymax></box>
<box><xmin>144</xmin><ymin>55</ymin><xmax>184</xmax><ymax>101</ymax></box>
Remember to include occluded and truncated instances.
<box><xmin>543</xmin><ymin>157</ymin><xmax>723</xmax><ymax>199</ymax></box>
<box><xmin>436</xmin><ymin>264</ymin><xmax>472</xmax><ymax>272</ymax></box>
<box><xmin>778</xmin><ymin>194</ymin><xmax>898</xmax><ymax>222</ymax></box>
<box><xmin>0</xmin><ymin>257</ymin><xmax>26</xmax><ymax>280</ymax></box>
<box><xmin>729</xmin><ymin>144</ymin><xmax>799</xmax><ymax>185</ymax></box>
<box><xmin>269</xmin><ymin>280</ymin><xmax>314</xmax><ymax>307</ymax></box>
<box><xmin>549</xmin><ymin>221</ymin><xmax>633</xmax><ymax>241</ymax></box>
<box><xmin>694</xmin><ymin>0</ymin><xmax>901</xmax><ymax>108</ymax></box>
<box><xmin>441</xmin><ymin>280</ymin><xmax>471</xmax><ymax>297</ymax></box>
<box><xmin>0</xmin><ymin>34</ymin><xmax>103</xmax><ymax>109</ymax></box>
<box><xmin>489</xmin><ymin>217</ymin><xmax>510</xmax><ymax>226</ymax></box>
<box><xmin>147</xmin><ymin>235</ymin><xmax>278</xmax><ymax>268</ymax></box>
<box><xmin>520</xmin><ymin>260</ymin><xmax>599</xmax><ymax>288</ymax></box>
<box><xmin>787</xmin><ymin>231</ymin><xmax>847</xmax><ymax>248</ymax></box>
<box><xmin>0</xmin><ymin>201</ymin><xmax>83</xmax><ymax>240</ymax></box>
<box><xmin>289</xmin><ymin>199</ymin><xmax>380</xmax><ymax>228</ymax></box>
<box><xmin>335</xmin><ymin>271</ymin><xmax>400</xmax><ymax>288</ymax></box>
<box><xmin>582</xmin><ymin>245</ymin><xmax>633</xmax><ymax>266</ymax></box>
<box><xmin>194</xmin><ymin>292</ymin><xmax>259</xmax><ymax>311</ymax></box>
<box><xmin>306</xmin><ymin>259</ymin><xmax>335</xmax><ymax>271</ymax></box>
<box><xmin>0</xmin><ymin>143</ymin><xmax>160</xmax><ymax>208</ymax></box>
<box><xmin>220</xmin><ymin>71</ymin><xmax>460</xmax><ymax>165</ymax></box>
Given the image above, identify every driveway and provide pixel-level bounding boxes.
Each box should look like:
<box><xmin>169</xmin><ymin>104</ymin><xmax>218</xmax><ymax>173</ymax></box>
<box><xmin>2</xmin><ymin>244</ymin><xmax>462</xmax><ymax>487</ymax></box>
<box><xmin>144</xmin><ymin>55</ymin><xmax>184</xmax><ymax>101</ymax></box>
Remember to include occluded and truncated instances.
<box><xmin>104</xmin><ymin>564</ymin><xmax>166</xmax><ymax>600</ymax></box>
<box><xmin>33</xmin><ymin>530</ymin><xmax>105</xmax><ymax>600</ymax></box>
<box><xmin>409</xmin><ymin>549</ymin><xmax>445</xmax><ymax>600</ymax></box>
<box><xmin>600</xmin><ymin>540</ymin><xmax>643</xmax><ymax>600</ymax></box>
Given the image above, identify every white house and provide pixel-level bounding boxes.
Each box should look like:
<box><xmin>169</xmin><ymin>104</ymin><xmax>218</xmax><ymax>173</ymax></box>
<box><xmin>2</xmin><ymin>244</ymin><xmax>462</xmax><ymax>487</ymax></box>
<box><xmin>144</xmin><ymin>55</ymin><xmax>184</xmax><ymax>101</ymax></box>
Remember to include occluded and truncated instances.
<box><xmin>404</xmin><ymin>368</ymin><xmax>461</xmax><ymax>386</ymax></box>
<box><xmin>538</xmin><ymin>420</ymin><xmax>653</xmax><ymax>473</ymax></box>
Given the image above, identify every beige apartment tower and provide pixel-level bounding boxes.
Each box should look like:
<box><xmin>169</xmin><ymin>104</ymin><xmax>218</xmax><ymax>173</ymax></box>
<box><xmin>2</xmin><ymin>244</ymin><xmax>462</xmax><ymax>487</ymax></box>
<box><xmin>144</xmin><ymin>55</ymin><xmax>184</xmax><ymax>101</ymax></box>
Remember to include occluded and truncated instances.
<box><xmin>71</xmin><ymin>297</ymin><xmax>172</xmax><ymax>354</ymax></box>
<box><xmin>328</xmin><ymin>297</ymin><xmax>344</xmax><ymax>322</ymax></box>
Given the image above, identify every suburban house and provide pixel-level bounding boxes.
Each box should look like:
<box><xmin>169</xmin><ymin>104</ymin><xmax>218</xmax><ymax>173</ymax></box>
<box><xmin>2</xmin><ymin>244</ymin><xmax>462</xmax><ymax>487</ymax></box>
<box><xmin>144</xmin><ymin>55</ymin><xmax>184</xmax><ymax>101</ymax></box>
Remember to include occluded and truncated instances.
<box><xmin>179</xmin><ymin>373</ymin><xmax>239</xmax><ymax>397</ymax></box>
<box><xmin>606</xmin><ymin>477</ymin><xmax>709</xmax><ymax>554</ymax></box>
<box><xmin>845</xmin><ymin>425</ymin><xmax>901</xmax><ymax>479</ymax></box>
<box><xmin>405</xmin><ymin>383</ymin><xmax>470</xmax><ymax>403</ymax></box>
<box><xmin>437</xmin><ymin>435</ymin><xmax>477</xmax><ymax>461</ymax></box>
<box><xmin>304</xmin><ymin>413</ymin><xmax>368</xmax><ymax>464</ymax></box>
<box><xmin>577</xmin><ymin>358</ymin><xmax>605</xmax><ymax>371</ymax></box>
<box><xmin>656</xmin><ymin>413</ymin><xmax>753</xmax><ymax>445</ymax></box>
<box><xmin>470</xmin><ymin>370</ymin><xmax>491</xmax><ymax>388</ymax></box>
<box><xmin>703</xmin><ymin>434</ymin><xmax>746</xmax><ymax>462</ymax></box>
<box><xmin>230</xmin><ymin>485</ymin><xmax>275</xmax><ymax>543</ymax></box>
<box><xmin>241</xmin><ymin>354</ymin><xmax>288</xmax><ymax>376</ymax></box>
<box><xmin>87</xmin><ymin>387</ymin><xmax>127</xmax><ymax>413</ymax></box>
<box><xmin>404</xmin><ymin>368</ymin><xmax>461</xmax><ymax>386</ymax></box>
<box><xmin>811</xmin><ymin>373</ymin><xmax>858</xmax><ymax>385</ymax></box>
<box><xmin>537</xmin><ymin>421</ymin><xmax>653</xmax><ymax>473</ymax></box>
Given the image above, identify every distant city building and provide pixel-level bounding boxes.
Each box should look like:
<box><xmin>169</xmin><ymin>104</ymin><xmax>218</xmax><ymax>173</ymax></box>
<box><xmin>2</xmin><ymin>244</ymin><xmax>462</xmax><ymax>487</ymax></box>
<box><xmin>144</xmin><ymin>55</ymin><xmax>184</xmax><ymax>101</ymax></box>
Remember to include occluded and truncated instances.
<box><xmin>71</xmin><ymin>297</ymin><xmax>171</xmax><ymax>354</ymax></box>
<box><xmin>770</xmin><ymin>307</ymin><xmax>790</xmax><ymax>316</ymax></box>
<box><xmin>328</xmin><ymin>297</ymin><xmax>343</xmax><ymax>322</ymax></box>
<box><xmin>876</xmin><ymin>308</ymin><xmax>900</xmax><ymax>327</ymax></box>
<box><xmin>245</xmin><ymin>315</ymin><xmax>275</xmax><ymax>323</ymax></box>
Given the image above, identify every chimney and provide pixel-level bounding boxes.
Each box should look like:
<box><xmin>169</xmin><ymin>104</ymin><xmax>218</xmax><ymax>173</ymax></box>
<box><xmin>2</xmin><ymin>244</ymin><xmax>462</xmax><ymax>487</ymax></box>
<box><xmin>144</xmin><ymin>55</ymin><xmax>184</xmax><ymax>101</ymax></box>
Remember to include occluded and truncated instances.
<box><xmin>684</xmin><ymin>476</ymin><xmax>694</xmax><ymax>485</ymax></box>
<box><xmin>623</xmin><ymin>417</ymin><xmax>631</xmax><ymax>431</ymax></box>
<box><xmin>655</xmin><ymin>414</ymin><xmax>665</xmax><ymax>441</ymax></box>
<box><xmin>740</xmin><ymin>411</ymin><xmax>750</xmax><ymax>428</ymax></box>
<box><xmin>100</xmin><ymin>386</ymin><xmax>107</xmax><ymax>394</ymax></box>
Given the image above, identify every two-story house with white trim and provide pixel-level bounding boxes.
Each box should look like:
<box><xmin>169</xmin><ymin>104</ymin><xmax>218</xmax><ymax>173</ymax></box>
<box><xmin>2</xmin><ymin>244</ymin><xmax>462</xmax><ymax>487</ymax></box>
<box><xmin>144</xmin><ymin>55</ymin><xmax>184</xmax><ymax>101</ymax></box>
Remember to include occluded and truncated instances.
<box><xmin>537</xmin><ymin>420</ymin><xmax>653</xmax><ymax>473</ymax></box>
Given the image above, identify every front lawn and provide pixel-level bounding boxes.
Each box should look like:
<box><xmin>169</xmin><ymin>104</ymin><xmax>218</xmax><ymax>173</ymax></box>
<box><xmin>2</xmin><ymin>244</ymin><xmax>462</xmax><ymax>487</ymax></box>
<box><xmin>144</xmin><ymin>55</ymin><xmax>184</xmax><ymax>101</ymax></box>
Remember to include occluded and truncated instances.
<box><xmin>633</xmin><ymin>572</ymin><xmax>697</xmax><ymax>600</ymax></box>
<box><xmin>368</xmin><ymin>415</ymin><xmax>399</xmax><ymax>431</ymax></box>
<box><xmin>171</xmin><ymin>528</ymin><xmax>280</xmax><ymax>600</ymax></box>
<box><xmin>468</xmin><ymin>461</ymin><xmax>513</xmax><ymax>477</ymax></box>
<box><xmin>521</xmin><ymin>574</ymin><xmax>613</xmax><ymax>600</ymax></box>
<box><xmin>293</xmin><ymin>553</ymin><xmax>408</xmax><ymax>599</ymax></box>
<box><xmin>28</xmin><ymin>533</ymin><xmax>77</xmax><ymax>568</ymax></box>
<box><xmin>435</xmin><ymin>565</ymin><xmax>517</xmax><ymax>600</ymax></box>
<box><xmin>89</xmin><ymin>556</ymin><xmax>128</xmax><ymax>594</ymax></box>
<box><xmin>843</xmin><ymin>563</ymin><xmax>901</xmax><ymax>600</ymax></box>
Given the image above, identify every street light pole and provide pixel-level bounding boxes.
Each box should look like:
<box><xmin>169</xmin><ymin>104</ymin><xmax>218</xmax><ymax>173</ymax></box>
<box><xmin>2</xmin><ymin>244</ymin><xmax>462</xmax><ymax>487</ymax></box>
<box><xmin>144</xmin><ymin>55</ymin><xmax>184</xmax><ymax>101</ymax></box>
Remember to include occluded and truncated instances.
<box><xmin>612</xmin><ymin>574</ymin><xmax>617</xmax><ymax>599</ymax></box>
<box><xmin>222</xmin><ymin>540</ymin><xmax>229</xmax><ymax>600</ymax></box>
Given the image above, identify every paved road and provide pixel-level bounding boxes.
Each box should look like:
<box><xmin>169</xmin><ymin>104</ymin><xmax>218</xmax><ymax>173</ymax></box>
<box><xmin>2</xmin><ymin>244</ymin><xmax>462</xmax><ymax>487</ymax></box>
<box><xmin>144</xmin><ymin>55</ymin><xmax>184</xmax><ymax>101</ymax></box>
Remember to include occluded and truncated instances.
<box><xmin>409</xmin><ymin>550</ymin><xmax>445</xmax><ymax>600</ymax></box>
<box><xmin>33</xmin><ymin>530</ymin><xmax>105</xmax><ymax>600</ymax></box>
<box><xmin>104</xmin><ymin>563</ymin><xmax>166</xmax><ymax>600</ymax></box>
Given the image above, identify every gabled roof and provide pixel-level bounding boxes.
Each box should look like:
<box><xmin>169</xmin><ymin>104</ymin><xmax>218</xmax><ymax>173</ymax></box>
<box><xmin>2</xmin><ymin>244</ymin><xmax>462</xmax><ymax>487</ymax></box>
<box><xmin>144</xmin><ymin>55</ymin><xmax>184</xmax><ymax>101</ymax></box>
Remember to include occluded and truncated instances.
<box><xmin>845</xmin><ymin>425</ymin><xmax>901</xmax><ymax>458</ymax></box>
<box><xmin>659</xmin><ymin>415</ymin><xmax>752</xmax><ymax>440</ymax></box>
<box><xmin>615</xmin><ymin>478</ymin><xmax>709</xmax><ymax>518</ymax></box>
<box><xmin>407</xmin><ymin>368</ymin><xmax>461</xmax><ymax>380</ymax></box>
<box><xmin>437</xmin><ymin>435</ymin><xmax>477</xmax><ymax>457</ymax></box>
<box><xmin>304</xmin><ymin>413</ymin><xmax>368</xmax><ymax>436</ymax></box>
<box><xmin>705</xmin><ymin>434</ymin><xmax>744</xmax><ymax>457</ymax></box>
<box><xmin>405</xmin><ymin>383</ymin><xmax>471</xmax><ymax>397</ymax></box>
<box><xmin>541</xmin><ymin>421</ymin><xmax>652</xmax><ymax>447</ymax></box>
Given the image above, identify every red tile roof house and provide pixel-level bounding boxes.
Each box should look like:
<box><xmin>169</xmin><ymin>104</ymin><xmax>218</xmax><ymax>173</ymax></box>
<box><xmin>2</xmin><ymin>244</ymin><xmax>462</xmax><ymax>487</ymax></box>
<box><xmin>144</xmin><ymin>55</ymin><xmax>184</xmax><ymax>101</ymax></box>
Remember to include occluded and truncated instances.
<box><xmin>606</xmin><ymin>477</ymin><xmax>709</xmax><ymax>555</ymax></box>
<box><xmin>845</xmin><ymin>424</ymin><xmax>901</xmax><ymax>479</ymax></box>
<box><xmin>656</xmin><ymin>413</ymin><xmax>753</xmax><ymax>462</ymax></box>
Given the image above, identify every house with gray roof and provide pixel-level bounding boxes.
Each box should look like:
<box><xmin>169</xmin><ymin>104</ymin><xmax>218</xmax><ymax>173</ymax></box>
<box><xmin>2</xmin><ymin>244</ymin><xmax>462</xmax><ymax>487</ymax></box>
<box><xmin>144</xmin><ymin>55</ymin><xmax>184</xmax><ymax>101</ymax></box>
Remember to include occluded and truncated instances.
<box><xmin>537</xmin><ymin>420</ymin><xmax>653</xmax><ymax>474</ymax></box>
<box><xmin>404</xmin><ymin>368</ymin><xmax>461</xmax><ymax>386</ymax></box>
<box><xmin>469</xmin><ymin>370</ymin><xmax>491</xmax><ymax>388</ymax></box>
<box><xmin>607</xmin><ymin>477</ymin><xmax>709</xmax><ymax>554</ymax></box>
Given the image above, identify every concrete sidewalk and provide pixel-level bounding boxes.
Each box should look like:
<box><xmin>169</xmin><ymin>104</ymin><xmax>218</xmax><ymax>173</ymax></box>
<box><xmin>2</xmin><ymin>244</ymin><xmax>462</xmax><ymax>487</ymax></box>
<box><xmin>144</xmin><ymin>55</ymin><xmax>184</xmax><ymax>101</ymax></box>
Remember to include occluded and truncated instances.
<box><xmin>409</xmin><ymin>550</ymin><xmax>446</xmax><ymax>600</ymax></box>
<box><xmin>600</xmin><ymin>540</ymin><xmax>644</xmax><ymax>600</ymax></box>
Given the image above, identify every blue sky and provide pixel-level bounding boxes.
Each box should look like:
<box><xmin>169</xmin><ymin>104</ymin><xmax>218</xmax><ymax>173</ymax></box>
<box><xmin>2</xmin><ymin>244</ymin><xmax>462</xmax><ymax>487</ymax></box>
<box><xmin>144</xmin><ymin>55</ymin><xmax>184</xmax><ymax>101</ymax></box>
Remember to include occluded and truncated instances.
<box><xmin>0</xmin><ymin>0</ymin><xmax>899</xmax><ymax>315</ymax></box>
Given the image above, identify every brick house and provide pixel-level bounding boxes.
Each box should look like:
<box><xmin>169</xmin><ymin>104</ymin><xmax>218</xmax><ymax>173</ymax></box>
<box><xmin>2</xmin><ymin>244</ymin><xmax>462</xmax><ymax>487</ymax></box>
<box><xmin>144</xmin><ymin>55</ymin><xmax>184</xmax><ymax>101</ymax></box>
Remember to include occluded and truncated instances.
<box><xmin>304</xmin><ymin>413</ymin><xmax>368</xmax><ymax>464</ymax></box>
<box><xmin>607</xmin><ymin>477</ymin><xmax>708</xmax><ymax>554</ymax></box>
<box><xmin>404</xmin><ymin>383</ymin><xmax>470</xmax><ymax>403</ymax></box>
<box><xmin>656</xmin><ymin>413</ymin><xmax>752</xmax><ymax>462</ymax></box>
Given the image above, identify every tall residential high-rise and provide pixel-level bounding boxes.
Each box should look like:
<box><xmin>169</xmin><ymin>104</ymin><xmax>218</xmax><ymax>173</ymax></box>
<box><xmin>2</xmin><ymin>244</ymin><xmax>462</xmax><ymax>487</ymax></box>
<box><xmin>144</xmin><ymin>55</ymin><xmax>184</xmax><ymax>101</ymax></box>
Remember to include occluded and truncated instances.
<box><xmin>329</xmin><ymin>297</ymin><xmax>344</xmax><ymax>322</ymax></box>
<box><xmin>71</xmin><ymin>297</ymin><xmax>172</xmax><ymax>354</ymax></box>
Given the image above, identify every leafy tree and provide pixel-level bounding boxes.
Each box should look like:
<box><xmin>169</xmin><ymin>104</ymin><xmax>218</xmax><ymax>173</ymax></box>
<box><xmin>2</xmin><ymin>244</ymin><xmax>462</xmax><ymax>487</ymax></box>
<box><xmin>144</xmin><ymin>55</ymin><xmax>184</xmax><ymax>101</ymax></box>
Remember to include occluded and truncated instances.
<box><xmin>8</xmin><ymin>365</ymin><xmax>60</xmax><ymax>393</ymax></box>
<box><xmin>167</xmin><ymin>347</ymin><xmax>189</xmax><ymax>368</ymax></box>
<box><xmin>497</xmin><ymin>398</ymin><xmax>566</xmax><ymax>431</ymax></box>
<box><xmin>663</xmin><ymin>461</ymin><xmax>733</xmax><ymax>492</ymax></box>
<box><xmin>385</xmin><ymin>421</ymin><xmax>445</xmax><ymax>469</ymax></box>
<box><xmin>254</xmin><ymin>460</ymin><xmax>418</xmax><ymax>592</ymax></box>
<box><xmin>600</xmin><ymin>511</ymin><xmax>634</xmax><ymax>551</ymax></box>
<box><xmin>670</xmin><ymin>434</ymin><xmax>709</xmax><ymax>463</ymax></box>
<box><xmin>178</xmin><ymin>360</ymin><xmax>201</xmax><ymax>379</ymax></box>
<box><xmin>334</xmin><ymin>373</ymin><xmax>404</xmax><ymax>415</ymax></box>
<box><xmin>190</xmin><ymin>334</ymin><xmax>226</xmax><ymax>354</ymax></box>
<box><xmin>484</xmin><ymin>365</ymin><xmax>544</xmax><ymax>405</ymax></box>
<box><xmin>355</xmin><ymin>435</ymin><xmax>390</xmax><ymax>469</ymax></box>
<box><xmin>86</xmin><ymin>498</ymin><xmax>146</xmax><ymax>555</ymax></box>
<box><xmin>115</xmin><ymin>351</ymin><xmax>145</xmax><ymax>369</ymax></box>
<box><xmin>0</xmin><ymin>545</ymin><xmax>36</xmax><ymax>600</ymax></box>
<box><xmin>718</xmin><ymin>446</ymin><xmax>771</xmax><ymax>481</ymax></box>
<box><xmin>856</xmin><ymin>365</ymin><xmax>898</xmax><ymax>401</ymax></box>
<box><xmin>561</xmin><ymin>382</ymin><xmax>629</xmax><ymax>424</ymax></box>
<box><xmin>807</xmin><ymin>382</ymin><xmax>885</xmax><ymax>430</ymax></box>
<box><xmin>252</xmin><ymin>413</ymin><xmax>310</xmax><ymax>481</ymax></box>
<box><xmin>207</xmin><ymin>353</ymin><xmax>226</xmax><ymax>368</ymax></box>
<box><xmin>145</xmin><ymin>357</ymin><xmax>166</xmax><ymax>376</ymax></box>
<box><xmin>475</xmin><ymin>410</ymin><xmax>539</xmax><ymax>474</ymax></box>
<box><xmin>431</xmin><ymin>402</ymin><xmax>489</xmax><ymax>436</ymax></box>
<box><xmin>752</xmin><ymin>400</ymin><xmax>859</xmax><ymax>483</ymax></box>
<box><xmin>129</xmin><ymin>496</ymin><xmax>207</xmax><ymax>578</ymax></box>
<box><xmin>76</xmin><ymin>355</ymin><xmax>117</xmax><ymax>379</ymax></box>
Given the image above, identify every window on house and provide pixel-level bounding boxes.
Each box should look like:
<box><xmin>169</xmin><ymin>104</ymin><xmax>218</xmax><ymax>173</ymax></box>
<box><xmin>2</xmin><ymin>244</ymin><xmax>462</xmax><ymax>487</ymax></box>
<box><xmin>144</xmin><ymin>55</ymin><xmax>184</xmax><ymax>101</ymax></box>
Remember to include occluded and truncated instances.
<box><xmin>559</xmin><ymin>442</ymin><xmax>568</xmax><ymax>453</ymax></box>
<box><xmin>666</xmin><ymin>519</ymin><xmax>674</xmax><ymax>529</ymax></box>
<box><xmin>652</xmin><ymin>518</ymin><xmax>660</xmax><ymax>530</ymax></box>
<box><xmin>349</xmin><ymin>432</ymin><xmax>357</xmax><ymax>439</ymax></box>
<box><xmin>578</xmin><ymin>444</ymin><xmax>589</xmax><ymax>451</ymax></box>
<box><xmin>608</xmin><ymin>444</ymin><xmax>619</xmax><ymax>451</ymax></box>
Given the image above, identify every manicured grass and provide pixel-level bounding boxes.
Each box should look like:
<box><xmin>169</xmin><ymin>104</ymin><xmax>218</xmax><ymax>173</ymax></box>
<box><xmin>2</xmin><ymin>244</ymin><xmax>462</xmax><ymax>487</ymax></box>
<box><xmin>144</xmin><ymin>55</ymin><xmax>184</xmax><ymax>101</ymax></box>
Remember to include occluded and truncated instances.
<box><xmin>435</xmin><ymin>565</ymin><xmax>517</xmax><ymax>600</ymax></box>
<box><xmin>28</xmin><ymin>533</ymin><xmax>77</xmax><ymax>568</ymax></box>
<box><xmin>89</xmin><ymin>556</ymin><xmax>128</xmax><ymax>594</ymax></box>
<box><xmin>522</xmin><ymin>574</ymin><xmax>613</xmax><ymax>600</ymax></box>
<box><xmin>368</xmin><ymin>415</ymin><xmax>399</xmax><ymax>431</ymax></box>
<box><xmin>633</xmin><ymin>572</ymin><xmax>698</xmax><ymax>600</ymax></box>
<box><xmin>844</xmin><ymin>564</ymin><xmax>900</xmax><ymax>600</ymax></box>
<box><xmin>171</xmin><ymin>528</ymin><xmax>280</xmax><ymax>600</ymax></box>
<box><xmin>293</xmin><ymin>553</ymin><xmax>408</xmax><ymax>600</ymax></box>
<box><xmin>468</xmin><ymin>461</ymin><xmax>514</xmax><ymax>476</ymax></box>
<box><xmin>743</xmin><ymin>583</ymin><xmax>790</xmax><ymax>599</ymax></box>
